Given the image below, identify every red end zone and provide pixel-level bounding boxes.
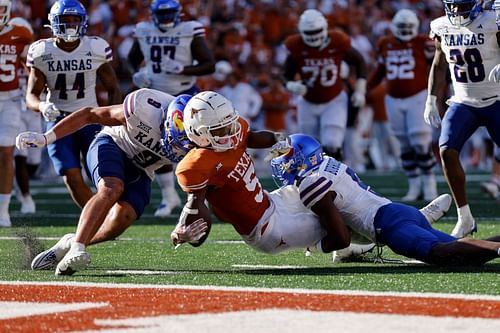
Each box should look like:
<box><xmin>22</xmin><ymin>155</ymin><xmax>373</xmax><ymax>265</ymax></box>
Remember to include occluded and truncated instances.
<box><xmin>1</xmin><ymin>282</ymin><xmax>500</xmax><ymax>332</ymax></box>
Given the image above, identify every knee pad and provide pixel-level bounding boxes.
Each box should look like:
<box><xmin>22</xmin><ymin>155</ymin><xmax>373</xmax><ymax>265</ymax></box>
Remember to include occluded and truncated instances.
<box><xmin>400</xmin><ymin>150</ymin><xmax>417</xmax><ymax>173</ymax></box>
<box><xmin>414</xmin><ymin>144</ymin><xmax>436</xmax><ymax>174</ymax></box>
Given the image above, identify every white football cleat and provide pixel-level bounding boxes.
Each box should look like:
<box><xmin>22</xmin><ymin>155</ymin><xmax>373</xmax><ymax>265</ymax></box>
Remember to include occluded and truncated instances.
<box><xmin>451</xmin><ymin>217</ymin><xmax>477</xmax><ymax>238</ymax></box>
<box><xmin>154</xmin><ymin>190</ymin><xmax>182</xmax><ymax>217</ymax></box>
<box><xmin>0</xmin><ymin>214</ymin><xmax>11</xmax><ymax>228</ymax></box>
<box><xmin>419</xmin><ymin>193</ymin><xmax>452</xmax><ymax>224</ymax></box>
<box><xmin>55</xmin><ymin>246</ymin><xmax>91</xmax><ymax>276</ymax></box>
<box><xmin>20</xmin><ymin>195</ymin><xmax>36</xmax><ymax>214</ymax></box>
<box><xmin>31</xmin><ymin>233</ymin><xmax>75</xmax><ymax>270</ymax></box>
<box><xmin>480</xmin><ymin>181</ymin><xmax>499</xmax><ymax>199</ymax></box>
<box><xmin>332</xmin><ymin>243</ymin><xmax>376</xmax><ymax>263</ymax></box>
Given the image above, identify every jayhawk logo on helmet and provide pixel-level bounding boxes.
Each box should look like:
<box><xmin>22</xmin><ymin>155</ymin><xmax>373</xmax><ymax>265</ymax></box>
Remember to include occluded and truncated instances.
<box><xmin>161</xmin><ymin>94</ymin><xmax>193</xmax><ymax>162</ymax></box>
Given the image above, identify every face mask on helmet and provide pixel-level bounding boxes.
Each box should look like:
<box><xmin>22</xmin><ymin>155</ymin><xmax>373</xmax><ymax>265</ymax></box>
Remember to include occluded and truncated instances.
<box><xmin>49</xmin><ymin>0</ymin><xmax>88</xmax><ymax>42</ymax></box>
<box><xmin>270</xmin><ymin>134</ymin><xmax>323</xmax><ymax>187</ymax></box>
<box><xmin>298</xmin><ymin>9</ymin><xmax>328</xmax><ymax>48</ymax></box>
<box><xmin>151</xmin><ymin>0</ymin><xmax>181</xmax><ymax>31</ymax></box>
<box><xmin>183</xmin><ymin>91</ymin><xmax>242</xmax><ymax>152</ymax></box>
<box><xmin>443</xmin><ymin>0</ymin><xmax>482</xmax><ymax>26</ymax></box>
<box><xmin>391</xmin><ymin>9</ymin><xmax>419</xmax><ymax>42</ymax></box>
<box><xmin>0</xmin><ymin>0</ymin><xmax>11</xmax><ymax>26</ymax></box>
<box><xmin>162</xmin><ymin>94</ymin><xmax>194</xmax><ymax>162</ymax></box>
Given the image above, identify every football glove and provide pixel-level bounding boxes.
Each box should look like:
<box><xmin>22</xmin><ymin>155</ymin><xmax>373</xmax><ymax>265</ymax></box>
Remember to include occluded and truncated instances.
<box><xmin>171</xmin><ymin>218</ymin><xmax>208</xmax><ymax>247</ymax></box>
<box><xmin>16</xmin><ymin>131</ymin><xmax>47</xmax><ymax>149</ymax></box>
<box><xmin>351</xmin><ymin>78</ymin><xmax>366</xmax><ymax>108</ymax></box>
<box><xmin>39</xmin><ymin>101</ymin><xmax>60</xmax><ymax>122</ymax></box>
<box><xmin>488</xmin><ymin>64</ymin><xmax>500</xmax><ymax>83</ymax></box>
<box><xmin>265</xmin><ymin>136</ymin><xmax>292</xmax><ymax>161</ymax></box>
<box><xmin>164</xmin><ymin>58</ymin><xmax>184</xmax><ymax>74</ymax></box>
<box><xmin>132</xmin><ymin>70</ymin><xmax>152</xmax><ymax>88</ymax></box>
<box><xmin>286</xmin><ymin>80</ymin><xmax>307</xmax><ymax>96</ymax></box>
<box><xmin>423</xmin><ymin>95</ymin><xmax>441</xmax><ymax>128</ymax></box>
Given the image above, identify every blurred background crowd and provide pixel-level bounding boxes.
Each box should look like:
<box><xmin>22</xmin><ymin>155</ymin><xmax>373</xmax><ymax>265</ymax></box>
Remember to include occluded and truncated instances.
<box><xmin>11</xmin><ymin>0</ymin><xmax>497</xmax><ymax>177</ymax></box>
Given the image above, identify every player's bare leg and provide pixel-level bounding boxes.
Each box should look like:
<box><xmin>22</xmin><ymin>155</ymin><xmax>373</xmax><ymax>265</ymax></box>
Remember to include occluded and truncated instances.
<box><xmin>63</xmin><ymin>168</ymin><xmax>94</xmax><ymax>209</ymax></box>
<box><xmin>0</xmin><ymin>146</ymin><xmax>14</xmax><ymax>227</ymax></box>
<box><xmin>56</xmin><ymin>176</ymin><xmax>124</xmax><ymax>275</ymax></box>
<box><xmin>429</xmin><ymin>238</ymin><xmax>500</xmax><ymax>266</ymax></box>
<box><xmin>440</xmin><ymin>148</ymin><xmax>476</xmax><ymax>237</ymax></box>
<box><xmin>89</xmin><ymin>202</ymin><xmax>137</xmax><ymax>245</ymax></box>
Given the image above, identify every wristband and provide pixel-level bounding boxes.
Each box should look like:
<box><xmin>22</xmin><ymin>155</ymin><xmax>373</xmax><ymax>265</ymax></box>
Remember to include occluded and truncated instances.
<box><xmin>44</xmin><ymin>130</ymin><xmax>57</xmax><ymax>145</ymax></box>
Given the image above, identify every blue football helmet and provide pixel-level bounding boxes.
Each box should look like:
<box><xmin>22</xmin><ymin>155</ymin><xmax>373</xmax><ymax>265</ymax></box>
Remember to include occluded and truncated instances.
<box><xmin>161</xmin><ymin>94</ymin><xmax>194</xmax><ymax>163</ymax></box>
<box><xmin>270</xmin><ymin>134</ymin><xmax>323</xmax><ymax>187</ymax></box>
<box><xmin>48</xmin><ymin>0</ymin><xmax>88</xmax><ymax>42</ymax></box>
<box><xmin>151</xmin><ymin>0</ymin><xmax>181</xmax><ymax>31</ymax></box>
<box><xmin>443</xmin><ymin>0</ymin><xmax>482</xmax><ymax>26</ymax></box>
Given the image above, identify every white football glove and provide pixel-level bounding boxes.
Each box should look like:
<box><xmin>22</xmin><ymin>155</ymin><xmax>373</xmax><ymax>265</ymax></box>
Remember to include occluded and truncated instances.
<box><xmin>171</xmin><ymin>218</ymin><xmax>208</xmax><ymax>246</ymax></box>
<box><xmin>164</xmin><ymin>58</ymin><xmax>184</xmax><ymax>74</ymax></box>
<box><xmin>39</xmin><ymin>101</ymin><xmax>60</xmax><ymax>122</ymax></box>
<box><xmin>488</xmin><ymin>64</ymin><xmax>500</xmax><ymax>83</ymax></box>
<box><xmin>286</xmin><ymin>80</ymin><xmax>307</xmax><ymax>96</ymax></box>
<box><xmin>423</xmin><ymin>95</ymin><xmax>441</xmax><ymax>128</ymax></box>
<box><xmin>265</xmin><ymin>136</ymin><xmax>292</xmax><ymax>161</ymax></box>
<box><xmin>351</xmin><ymin>78</ymin><xmax>366</xmax><ymax>108</ymax></box>
<box><xmin>16</xmin><ymin>131</ymin><xmax>47</xmax><ymax>149</ymax></box>
<box><xmin>132</xmin><ymin>70</ymin><xmax>152</xmax><ymax>88</ymax></box>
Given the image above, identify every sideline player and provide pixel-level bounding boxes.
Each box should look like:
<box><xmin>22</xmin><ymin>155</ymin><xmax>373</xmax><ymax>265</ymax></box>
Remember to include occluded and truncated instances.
<box><xmin>367</xmin><ymin>9</ymin><xmax>438</xmax><ymax>202</ymax></box>
<box><xmin>424</xmin><ymin>0</ymin><xmax>500</xmax><ymax>237</ymax></box>
<box><xmin>26</xmin><ymin>0</ymin><xmax>121</xmax><ymax>209</ymax></box>
<box><xmin>128</xmin><ymin>0</ymin><xmax>215</xmax><ymax>217</ymax></box>
<box><xmin>282</xmin><ymin>9</ymin><xmax>366</xmax><ymax>161</ymax></box>
<box><xmin>0</xmin><ymin>0</ymin><xmax>33</xmax><ymax>227</ymax></box>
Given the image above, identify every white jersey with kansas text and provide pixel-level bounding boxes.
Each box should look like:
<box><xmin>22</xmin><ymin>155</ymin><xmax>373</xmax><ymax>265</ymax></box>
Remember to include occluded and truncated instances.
<box><xmin>430</xmin><ymin>10</ymin><xmax>500</xmax><ymax>107</ymax></box>
<box><xmin>100</xmin><ymin>88</ymin><xmax>175</xmax><ymax>179</ymax></box>
<box><xmin>27</xmin><ymin>36</ymin><xmax>112</xmax><ymax>112</ymax></box>
<box><xmin>134</xmin><ymin>20</ymin><xmax>205</xmax><ymax>95</ymax></box>
<box><xmin>298</xmin><ymin>156</ymin><xmax>391</xmax><ymax>241</ymax></box>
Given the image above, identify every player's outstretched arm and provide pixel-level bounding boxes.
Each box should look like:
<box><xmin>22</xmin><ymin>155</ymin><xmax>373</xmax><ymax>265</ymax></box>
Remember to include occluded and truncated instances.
<box><xmin>247</xmin><ymin>131</ymin><xmax>284</xmax><ymax>149</ymax></box>
<box><xmin>16</xmin><ymin>104</ymin><xmax>126</xmax><ymax>149</ymax></box>
<box><xmin>310</xmin><ymin>191</ymin><xmax>351</xmax><ymax>253</ymax></box>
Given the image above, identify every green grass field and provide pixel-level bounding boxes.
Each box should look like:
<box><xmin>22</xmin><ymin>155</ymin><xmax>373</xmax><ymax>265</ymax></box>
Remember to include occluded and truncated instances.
<box><xmin>1</xmin><ymin>171</ymin><xmax>500</xmax><ymax>295</ymax></box>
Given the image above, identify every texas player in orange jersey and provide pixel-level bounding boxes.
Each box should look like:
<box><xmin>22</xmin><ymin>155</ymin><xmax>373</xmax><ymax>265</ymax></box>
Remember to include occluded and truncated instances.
<box><xmin>367</xmin><ymin>9</ymin><xmax>437</xmax><ymax>203</ymax></box>
<box><xmin>171</xmin><ymin>91</ymin><xmax>351</xmax><ymax>254</ymax></box>
<box><xmin>0</xmin><ymin>0</ymin><xmax>33</xmax><ymax>227</ymax></box>
<box><xmin>283</xmin><ymin>9</ymin><xmax>366</xmax><ymax>161</ymax></box>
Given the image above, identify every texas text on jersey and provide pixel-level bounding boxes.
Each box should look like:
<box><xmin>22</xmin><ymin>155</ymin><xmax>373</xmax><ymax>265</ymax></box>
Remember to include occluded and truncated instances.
<box><xmin>284</xmin><ymin>30</ymin><xmax>351</xmax><ymax>104</ymax></box>
<box><xmin>176</xmin><ymin>118</ymin><xmax>270</xmax><ymax>235</ymax></box>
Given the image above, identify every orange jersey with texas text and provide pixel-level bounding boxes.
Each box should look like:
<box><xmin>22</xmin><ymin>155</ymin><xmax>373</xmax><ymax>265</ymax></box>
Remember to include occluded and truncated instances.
<box><xmin>176</xmin><ymin>118</ymin><xmax>270</xmax><ymax>235</ymax></box>
<box><xmin>0</xmin><ymin>24</ymin><xmax>33</xmax><ymax>92</ymax></box>
<box><xmin>375</xmin><ymin>34</ymin><xmax>434</xmax><ymax>98</ymax></box>
<box><xmin>284</xmin><ymin>30</ymin><xmax>351</xmax><ymax>104</ymax></box>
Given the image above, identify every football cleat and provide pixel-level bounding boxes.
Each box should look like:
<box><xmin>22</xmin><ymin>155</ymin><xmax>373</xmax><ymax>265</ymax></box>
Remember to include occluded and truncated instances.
<box><xmin>401</xmin><ymin>177</ymin><xmax>421</xmax><ymax>202</ymax></box>
<box><xmin>154</xmin><ymin>201</ymin><xmax>174</xmax><ymax>217</ymax></box>
<box><xmin>451</xmin><ymin>217</ymin><xmax>477</xmax><ymax>238</ymax></box>
<box><xmin>31</xmin><ymin>233</ymin><xmax>75</xmax><ymax>270</ymax></box>
<box><xmin>154</xmin><ymin>189</ymin><xmax>181</xmax><ymax>217</ymax></box>
<box><xmin>419</xmin><ymin>193</ymin><xmax>452</xmax><ymax>224</ymax></box>
<box><xmin>55</xmin><ymin>246</ymin><xmax>91</xmax><ymax>276</ymax></box>
<box><xmin>0</xmin><ymin>214</ymin><xmax>11</xmax><ymax>228</ymax></box>
<box><xmin>480</xmin><ymin>181</ymin><xmax>499</xmax><ymax>199</ymax></box>
<box><xmin>20</xmin><ymin>195</ymin><xmax>36</xmax><ymax>214</ymax></box>
<box><xmin>332</xmin><ymin>243</ymin><xmax>376</xmax><ymax>263</ymax></box>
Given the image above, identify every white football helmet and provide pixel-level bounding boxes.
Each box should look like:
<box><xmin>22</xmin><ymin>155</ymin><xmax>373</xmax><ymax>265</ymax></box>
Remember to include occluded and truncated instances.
<box><xmin>183</xmin><ymin>91</ymin><xmax>242</xmax><ymax>152</ymax></box>
<box><xmin>0</xmin><ymin>0</ymin><xmax>11</xmax><ymax>26</ymax></box>
<box><xmin>298</xmin><ymin>9</ymin><xmax>328</xmax><ymax>48</ymax></box>
<box><xmin>9</xmin><ymin>17</ymin><xmax>33</xmax><ymax>34</ymax></box>
<box><xmin>391</xmin><ymin>9</ymin><xmax>419</xmax><ymax>42</ymax></box>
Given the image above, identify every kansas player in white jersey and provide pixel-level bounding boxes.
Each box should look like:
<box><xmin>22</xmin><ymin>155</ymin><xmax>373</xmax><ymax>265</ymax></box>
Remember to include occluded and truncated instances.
<box><xmin>424</xmin><ymin>1</ymin><xmax>500</xmax><ymax>238</ymax></box>
<box><xmin>271</xmin><ymin>134</ymin><xmax>500</xmax><ymax>266</ymax></box>
<box><xmin>128</xmin><ymin>0</ymin><xmax>215</xmax><ymax>218</ymax></box>
<box><xmin>16</xmin><ymin>90</ymin><xmax>197</xmax><ymax>275</ymax></box>
<box><xmin>25</xmin><ymin>0</ymin><xmax>121</xmax><ymax>209</ymax></box>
